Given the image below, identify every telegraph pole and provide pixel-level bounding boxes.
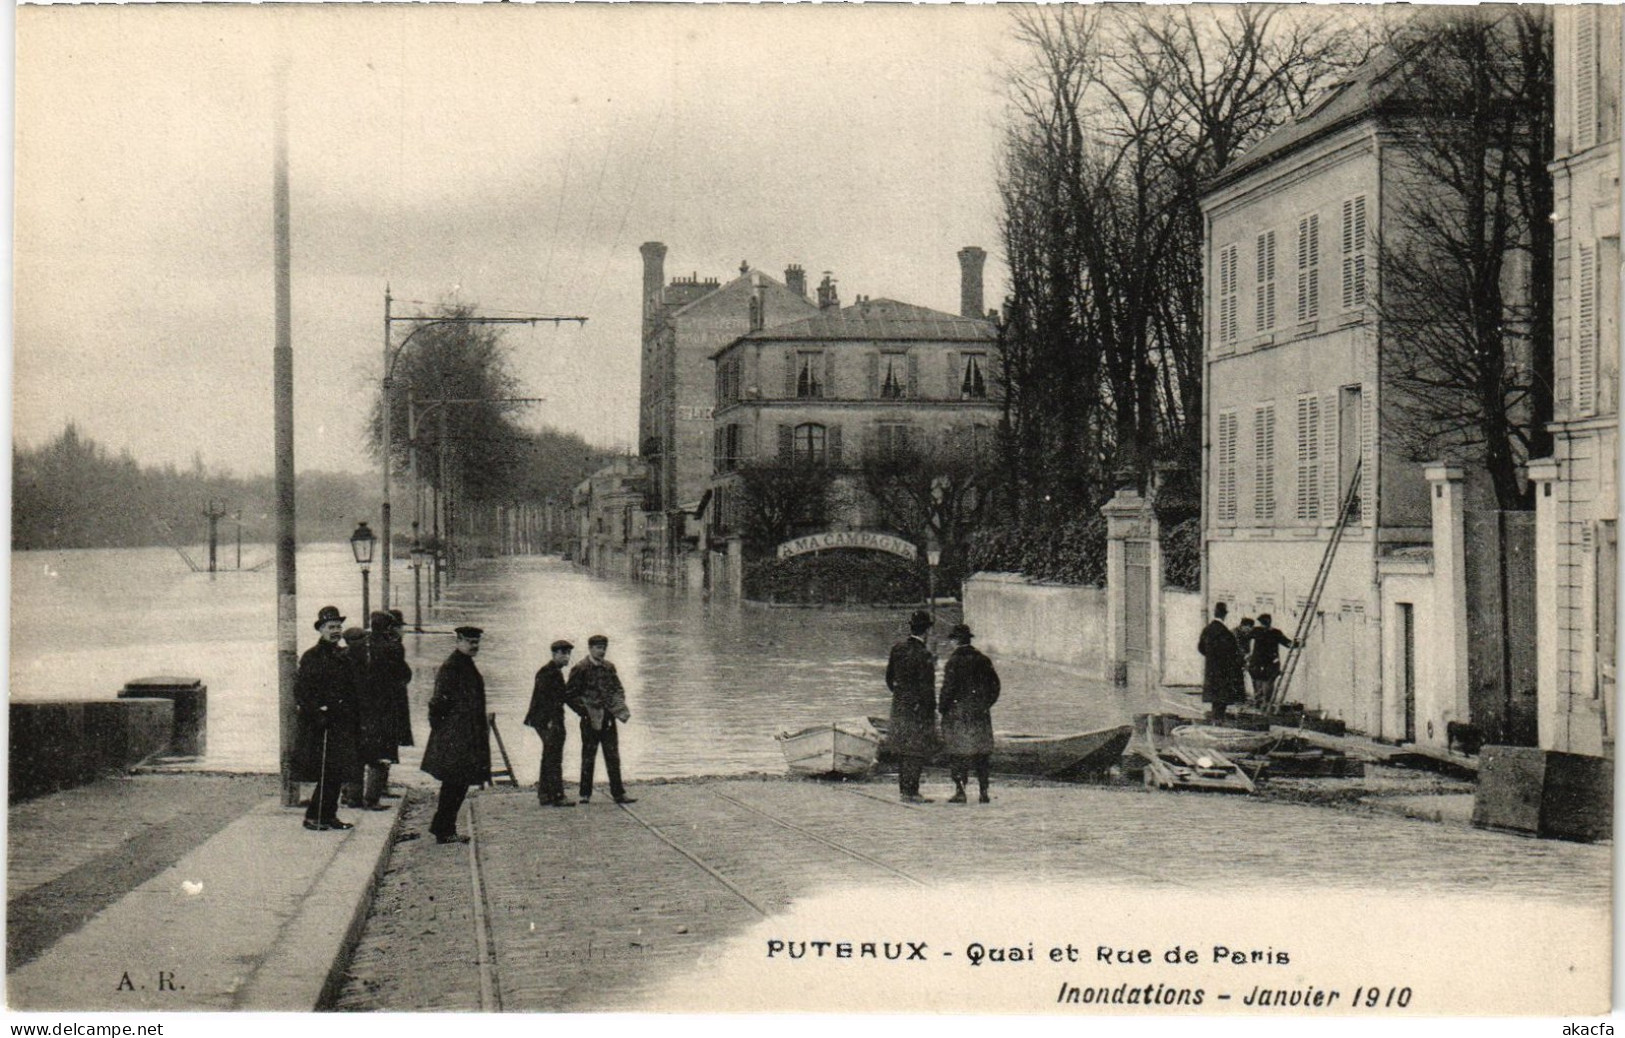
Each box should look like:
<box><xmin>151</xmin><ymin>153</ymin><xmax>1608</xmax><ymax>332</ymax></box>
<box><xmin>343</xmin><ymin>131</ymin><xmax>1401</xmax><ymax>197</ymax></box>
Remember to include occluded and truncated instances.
<box><xmin>273</xmin><ymin>59</ymin><xmax>300</xmax><ymax>807</ymax></box>
<box><xmin>204</xmin><ymin>499</ymin><xmax>228</xmax><ymax>574</ymax></box>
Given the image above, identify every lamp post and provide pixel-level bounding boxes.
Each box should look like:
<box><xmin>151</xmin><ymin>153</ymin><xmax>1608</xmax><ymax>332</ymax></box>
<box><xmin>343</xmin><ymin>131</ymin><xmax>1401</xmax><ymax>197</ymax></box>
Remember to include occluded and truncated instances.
<box><xmin>381</xmin><ymin>290</ymin><xmax>587</xmax><ymax>614</ymax></box>
<box><xmin>350</xmin><ymin>520</ymin><xmax>377</xmax><ymax>619</ymax></box>
<box><xmin>409</xmin><ymin>534</ymin><xmax>428</xmax><ymax>632</ymax></box>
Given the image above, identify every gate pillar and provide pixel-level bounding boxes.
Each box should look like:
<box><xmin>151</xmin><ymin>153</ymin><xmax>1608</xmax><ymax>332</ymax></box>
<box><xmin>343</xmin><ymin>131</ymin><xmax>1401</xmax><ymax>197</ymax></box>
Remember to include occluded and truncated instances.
<box><xmin>1102</xmin><ymin>487</ymin><xmax>1161</xmax><ymax>691</ymax></box>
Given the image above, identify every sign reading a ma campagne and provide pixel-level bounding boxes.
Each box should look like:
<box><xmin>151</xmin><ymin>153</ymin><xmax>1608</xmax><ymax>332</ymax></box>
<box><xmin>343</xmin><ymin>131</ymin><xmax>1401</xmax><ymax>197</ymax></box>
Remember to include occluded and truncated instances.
<box><xmin>775</xmin><ymin>530</ymin><xmax>919</xmax><ymax>562</ymax></box>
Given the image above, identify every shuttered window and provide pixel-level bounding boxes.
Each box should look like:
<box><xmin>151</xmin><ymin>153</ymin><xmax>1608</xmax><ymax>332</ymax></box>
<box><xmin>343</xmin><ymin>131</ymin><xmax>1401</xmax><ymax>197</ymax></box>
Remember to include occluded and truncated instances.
<box><xmin>1577</xmin><ymin>241</ymin><xmax>1599</xmax><ymax>416</ymax></box>
<box><xmin>795</xmin><ymin>351</ymin><xmax>825</xmax><ymax>399</ymax></box>
<box><xmin>1576</xmin><ymin>6</ymin><xmax>1600</xmax><ymax>151</ymax></box>
<box><xmin>878</xmin><ymin>352</ymin><xmax>908</xmax><ymax>399</ymax></box>
<box><xmin>1217</xmin><ymin>243</ymin><xmax>1240</xmax><ymax>344</ymax></box>
<box><xmin>1340</xmin><ymin>196</ymin><xmax>1367</xmax><ymax>310</ymax></box>
<box><xmin>1254</xmin><ymin>403</ymin><xmax>1276</xmax><ymax>521</ymax></box>
<box><xmin>793</xmin><ymin>423</ymin><xmax>827</xmax><ymax>465</ymax></box>
<box><xmin>1256</xmin><ymin>230</ymin><xmax>1277</xmax><ymax>332</ymax></box>
<box><xmin>1297</xmin><ymin>214</ymin><xmax>1320</xmax><ymax>322</ymax></box>
<box><xmin>1295</xmin><ymin>394</ymin><xmax>1322</xmax><ymax>521</ymax></box>
<box><xmin>1216</xmin><ymin>410</ymin><xmax>1238</xmax><ymax>524</ymax></box>
<box><xmin>876</xmin><ymin>421</ymin><xmax>912</xmax><ymax>461</ymax></box>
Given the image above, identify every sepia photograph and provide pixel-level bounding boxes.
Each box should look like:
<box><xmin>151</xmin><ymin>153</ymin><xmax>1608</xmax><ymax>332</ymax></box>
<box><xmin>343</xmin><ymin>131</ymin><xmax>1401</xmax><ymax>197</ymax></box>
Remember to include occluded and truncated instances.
<box><xmin>6</xmin><ymin>1</ymin><xmax>1618</xmax><ymax>1029</ymax></box>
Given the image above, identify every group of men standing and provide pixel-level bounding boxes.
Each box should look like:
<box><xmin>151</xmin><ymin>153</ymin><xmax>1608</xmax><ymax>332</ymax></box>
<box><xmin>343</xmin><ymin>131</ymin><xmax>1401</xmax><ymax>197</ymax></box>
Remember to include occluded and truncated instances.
<box><xmin>291</xmin><ymin>605</ymin><xmax>414</xmax><ymax>832</ymax></box>
<box><xmin>886</xmin><ymin>610</ymin><xmax>1003</xmax><ymax>804</ymax></box>
<box><xmin>1198</xmin><ymin>602</ymin><xmax>1297</xmax><ymax>721</ymax></box>
<box><xmin>521</xmin><ymin>634</ymin><xmax>636</xmax><ymax>808</ymax></box>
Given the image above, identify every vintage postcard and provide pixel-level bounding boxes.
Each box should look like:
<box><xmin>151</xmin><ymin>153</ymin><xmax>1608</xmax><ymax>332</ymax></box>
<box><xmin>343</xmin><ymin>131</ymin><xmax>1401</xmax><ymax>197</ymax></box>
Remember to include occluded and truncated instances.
<box><xmin>7</xmin><ymin>2</ymin><xmax>1617</xmax><ymax>1032</ymax></box>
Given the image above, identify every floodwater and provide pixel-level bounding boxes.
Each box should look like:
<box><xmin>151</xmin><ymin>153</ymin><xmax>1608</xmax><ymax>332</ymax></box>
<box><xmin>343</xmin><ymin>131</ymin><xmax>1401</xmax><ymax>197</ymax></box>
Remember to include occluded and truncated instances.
<box><xmin>11</xmin><ymin>547</ymin><xmax>1148</xmax><ymax>783</ymax></box>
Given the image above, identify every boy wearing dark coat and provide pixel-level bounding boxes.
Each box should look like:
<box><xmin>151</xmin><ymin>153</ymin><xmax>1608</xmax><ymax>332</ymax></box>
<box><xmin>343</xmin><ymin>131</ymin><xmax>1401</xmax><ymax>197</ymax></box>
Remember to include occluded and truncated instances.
<box><xmin>939</xmin><ymin>623</ymin><xmax>1001</xmax><ymax>804</ymax></box>
<box><xmin>886</xmin><ymin>610</ymin><xmax>938</xmax><ymax>803</ymax></box>
<box><xmin>524</xmin><ymin>639</ymin><xmax>577</xmax><ymax>806</ymax></box>
<box><xmin>292</xmin><ymin>605</ymin><xmax>362</xmax><ymax>832</ymax></box>
<box><xmin>421</xmin><ymin>626</ymin><xmax>492</xmax><ymax>844</ymax></box>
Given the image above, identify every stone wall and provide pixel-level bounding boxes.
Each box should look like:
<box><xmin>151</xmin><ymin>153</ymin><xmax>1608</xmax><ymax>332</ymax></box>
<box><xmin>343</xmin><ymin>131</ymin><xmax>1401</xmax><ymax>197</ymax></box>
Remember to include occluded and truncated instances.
<box><xmin>10</xmin><ymin>699</ymin><xmax>173</xmax><ymax>802</ymax></box>
<box><xmin>962</xmin><ymin>573</ymin><xmax>1108</xmax><ymax>672</ymax></box>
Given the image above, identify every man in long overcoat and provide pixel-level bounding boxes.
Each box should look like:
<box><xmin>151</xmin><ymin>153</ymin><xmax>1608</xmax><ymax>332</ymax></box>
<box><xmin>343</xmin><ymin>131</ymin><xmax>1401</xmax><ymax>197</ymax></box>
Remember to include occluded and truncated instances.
<box><xmin>567</xmin><ymin>634</ymin><xmax>636</xmax><ymax>805</ymax></box>
<box><xmin>1198</xmin><ymin>601</ymin><xmax>1246</xmax><ymax>722</ymax></box>
<box><xmin>886</xmin><ymin>610</ymin><xmax>938</xmax><ymax>803</ymax></box>
<box><xmin>421</xmin><ymin>625</ymin><xmax>492</xmax><ymax>844</ymax></box>
<box><xmin>355</xmin><ymin>611</ymin><xmax>413</xmax><ymax>807</ymax></box>
<box><xmin>524</xmin><ymin>639</ymin><xmax>576</xmax><ymax>807</ymax></box>
<box><xmin>292</xmin><ymin>605</ymin><xmax>362</xmax><ymax>832</ymax></box>
<box><xmin>939</xmin><ymin>623</ymin><xmax>1001</xmax><ymax>804</ymax></box>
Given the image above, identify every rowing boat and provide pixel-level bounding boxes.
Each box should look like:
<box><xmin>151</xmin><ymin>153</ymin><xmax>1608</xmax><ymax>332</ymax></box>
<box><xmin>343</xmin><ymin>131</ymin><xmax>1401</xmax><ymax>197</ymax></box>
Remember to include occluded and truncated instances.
<box><xmin>775</xmin><ymin>716</ymin><xmax>883</xmax><ymax>777</ymax></box>
<box><xmin>868</xmin><ymin>717</ymin><xmax>1132</xmax><ymax>779</ymax></box>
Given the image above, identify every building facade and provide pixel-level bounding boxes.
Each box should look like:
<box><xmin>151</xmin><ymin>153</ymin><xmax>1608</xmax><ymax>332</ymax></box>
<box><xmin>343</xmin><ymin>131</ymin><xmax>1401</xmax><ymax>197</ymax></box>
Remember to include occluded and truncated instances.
<box><xmin>708</xmin><ymin>249</ymin><xmax>1000</xmax><ymax>590</ymax></box>
<box><xmin>1530</xmin><ymin>5</ymin><xmax>1621</xmax><ymax>758</ymax></box>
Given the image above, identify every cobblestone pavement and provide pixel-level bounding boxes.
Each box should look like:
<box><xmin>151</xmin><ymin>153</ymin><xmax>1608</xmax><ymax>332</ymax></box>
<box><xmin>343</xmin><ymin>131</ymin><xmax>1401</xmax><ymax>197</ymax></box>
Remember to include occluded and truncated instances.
<box><xmin>334</xmin><ymin>774</ymin><xmax>1609</xmax><ymax>1012</ymax></box>
<box><xmin>7</xmin><ymin>773</ymin><xmax>278</xmax><ymax>971</ymax></box>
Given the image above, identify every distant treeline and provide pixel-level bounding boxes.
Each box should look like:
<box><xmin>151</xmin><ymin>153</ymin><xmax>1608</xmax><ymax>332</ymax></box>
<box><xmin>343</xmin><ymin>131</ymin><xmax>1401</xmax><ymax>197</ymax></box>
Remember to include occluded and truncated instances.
<box><xmin>12</xmin><ymin>423</ymin><xmax>610</xmax><ymax>551</ymax></box>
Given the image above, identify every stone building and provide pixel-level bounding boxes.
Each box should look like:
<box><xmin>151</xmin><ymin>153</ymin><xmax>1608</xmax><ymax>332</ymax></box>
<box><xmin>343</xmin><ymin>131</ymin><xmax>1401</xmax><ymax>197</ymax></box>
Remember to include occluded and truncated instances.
<box><xmin>707</xmin><ymin>249</ymin><xmax>1000</xmax><ymax>598</ymax></box>
<box><xmin>1529</xmin><ymin>5</ymin><xmax>1621</xmax><ymax>758</ymax></box>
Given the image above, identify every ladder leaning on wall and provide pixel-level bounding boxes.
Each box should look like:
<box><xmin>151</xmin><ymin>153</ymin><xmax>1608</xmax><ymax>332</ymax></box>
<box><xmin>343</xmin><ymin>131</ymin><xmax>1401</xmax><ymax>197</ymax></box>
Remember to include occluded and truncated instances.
<box><xmin>1270</xmin><ymin>457</ymin><xmax>1363</xmax><ymax>711</ymax></box>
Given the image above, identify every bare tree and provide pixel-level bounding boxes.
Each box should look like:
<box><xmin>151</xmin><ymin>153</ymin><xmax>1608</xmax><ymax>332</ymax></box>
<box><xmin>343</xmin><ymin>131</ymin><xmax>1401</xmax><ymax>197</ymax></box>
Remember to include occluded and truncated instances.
<box><xmin>857</xmin><ymin>434</ymin><xmax>1000</xmax><ymax>590</ymax></box>
<box><xmin>1377</xmin><ymin>7</ymin><xmax>1553</xmax><ymax>509</ymax></box>
<box><xmin>732</xmin><ymin>460</ymin><xmax>833</xmax><ymax>552</ymax></box>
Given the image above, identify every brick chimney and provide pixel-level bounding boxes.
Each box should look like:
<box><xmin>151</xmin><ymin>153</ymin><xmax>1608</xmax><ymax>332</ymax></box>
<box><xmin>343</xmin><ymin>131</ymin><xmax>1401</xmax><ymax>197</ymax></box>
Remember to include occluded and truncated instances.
<box><xmin>816</xmin><ymin>272</ymin><xmax>840</xmax><ymax>311</ymax></box>
<box><xmin>785</xmin><ymin>264</ymin><xmax>807</xmax><ymax>299</ymax></box>
<box><xmin>640</xmin><ymin>242</ymin><xmax>667</xmax><ymax>317</ymax></box>
<box><xmin>958</xmin><ymin>246</ymin><xmax>986</xmax><ymax>319</ymax></box>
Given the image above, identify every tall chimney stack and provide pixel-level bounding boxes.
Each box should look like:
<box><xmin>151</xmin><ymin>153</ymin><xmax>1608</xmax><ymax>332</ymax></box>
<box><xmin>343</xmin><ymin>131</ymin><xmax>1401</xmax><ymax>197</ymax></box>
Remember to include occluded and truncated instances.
<box><xmin>640</xmin><ymin>242</ymin><xmax>668</xmax><ymax>318</ymax></box>
<box><xmin>784</xmin><ymin>263</ymin><xmax>807</xmax><ymax>299</ymax></box>
<box><xmin>816</xmin><ymin>272</ymin><xmax>840</xmax><ymax>311</ymax></box>
<box><xmin>958</xmin><ymin>246</ymin><xmax>986</xmax><ymax>319</ymax></box>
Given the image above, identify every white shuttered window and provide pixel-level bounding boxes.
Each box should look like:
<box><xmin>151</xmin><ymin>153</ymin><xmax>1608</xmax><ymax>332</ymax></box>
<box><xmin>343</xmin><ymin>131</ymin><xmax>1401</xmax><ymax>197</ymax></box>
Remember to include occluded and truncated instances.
<box><xmin>1218</xmin><ymin>244</ymin><xmax>1240</xmax><ymax>345</ymax></box>
<box><xmin>1295</xmin><ymin>394</ymin><xmax>1322</xmax><ymax>521</ymax></box>
<box><xmin>1576</xmin><ymin>6</ymin><xmax>1600</xmax><ymax>151</ymax></box>
<box><xmin>1577</xmin><ymin>241</ymin><xmax>1599</xmax><ymax>416</ymax></box>
<box><xmin>1256</xmin><ymin>231</ymin><xmax>1278</xmax><ymax>332</ymax></box>
<box><xmin>1341</xmin><ymin>196</ymin><xmax>1368</xmax><ymax>310</ymax></box>
<box><xmin>1254</xmin><ymin>403</ymin><xmax>1276</xmax><ymax>521</ymax></box>
<box><xmin>1297</xmin><ymin>214</ymin><xmax>1320</xmax><ymax>322</ymax></box>
<box><xmin>1216</xmin><ymin>410</ymin><xmax>1239</xmax><ymax>523</ymax></box>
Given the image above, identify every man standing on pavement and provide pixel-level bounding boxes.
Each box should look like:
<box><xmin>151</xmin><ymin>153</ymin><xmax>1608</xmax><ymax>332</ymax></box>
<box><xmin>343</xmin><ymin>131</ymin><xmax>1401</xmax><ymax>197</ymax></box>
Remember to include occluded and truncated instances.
<box><xmin>938</xmin><ymin>623</ymin><xmax>1001</xmax><ymax>804</ymax></box>
<box><xmin>524</xmin><ymin>639</ymin><xmax>577</xmax><ymax>807</ymax></box>
<box><xmin>1198</xmin><ymin>602</ymin><xmax>1246</xmax><ymax>722</ymax></box>
<box><xmin>420</xmin><ymin>625</ymin><xmax>492</xmax><ymax>844</ymax></box>
<box><xmin>292</xmin><ymin>605</ymin><xmax>361</xmax><ymax>832</ymax></box>
<box><xmin>355</xmin><ymin>611</ymin><xmax>412</xmax><ymax>808</ymax></box>
<box><xmin>567</xmin><ymin>634</ymin><xmax>636</xmax><ymax>805</ymax></box>
<box><xmin>1246</xmin><ymin>613</ymin><xmax>1298</xmax><ymax>708</ymax></box>
<box><xmin>886</xmin><ymin>610</ymin><xmax>938</xmax><ymax>803</ymax></box>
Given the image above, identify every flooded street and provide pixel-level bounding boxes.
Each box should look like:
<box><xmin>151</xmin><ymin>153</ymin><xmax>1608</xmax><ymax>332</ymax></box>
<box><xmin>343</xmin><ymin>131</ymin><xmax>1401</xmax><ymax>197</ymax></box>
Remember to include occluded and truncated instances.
<box><xmin>12</xmin><ymin>548</ymin><xmax>1152</xmax><ymax>782</ymax></box>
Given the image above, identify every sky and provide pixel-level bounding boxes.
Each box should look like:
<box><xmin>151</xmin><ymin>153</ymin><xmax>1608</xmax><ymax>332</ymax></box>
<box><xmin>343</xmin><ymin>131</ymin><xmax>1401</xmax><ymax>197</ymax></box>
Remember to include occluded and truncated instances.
<box><xmin>13</xmin><ymin>4</ymin><xmax>1018</xmax><ymax>477</ymax></box>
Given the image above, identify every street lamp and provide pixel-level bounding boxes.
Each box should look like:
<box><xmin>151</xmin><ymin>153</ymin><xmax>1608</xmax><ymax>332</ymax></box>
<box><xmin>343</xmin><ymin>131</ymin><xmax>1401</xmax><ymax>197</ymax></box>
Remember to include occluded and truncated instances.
<box><xmin>350</xmin><ymin>520</ymin><xmax>377</xmax><ymax>618</ymax></box>
<box><xmin>409</xmin><ymin>537</ymin><xmax>428</xmax><ymax>632</ymax></box>
<box><xmin>381</xmin><ymin>289</ymin><xmax>587</xmax><ymax>614</ymax></box>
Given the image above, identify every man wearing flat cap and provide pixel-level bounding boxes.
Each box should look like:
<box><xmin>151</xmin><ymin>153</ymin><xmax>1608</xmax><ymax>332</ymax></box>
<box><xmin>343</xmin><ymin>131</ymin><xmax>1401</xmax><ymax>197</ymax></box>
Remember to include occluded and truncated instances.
<box><xmin>566</xmin><ymin>634</ymin><xmax>636</xmax><ymax>805</ymax></box>
<box><xmin>524</xmin><ymin>639</ymin><xmax>577</xmax><ymax>807</ymax></box>
<box><xmin>420</xmin><ymin>625</ymin><xmax>492</xmax><ymax>843</ymax></box>
<box><xmin>292</xmin><ymin>605</ymin><xmax>362</xmax><ymax>831</ymax></box>
<box><xmin>939</xmin><ymin>623</ymin><xmax>1001</xmax><ymax>804</ymax></box>
<box><xmin>886</xmin><ymin>610</ymin><xmax>939</xmax><ymax>803</ymax></box>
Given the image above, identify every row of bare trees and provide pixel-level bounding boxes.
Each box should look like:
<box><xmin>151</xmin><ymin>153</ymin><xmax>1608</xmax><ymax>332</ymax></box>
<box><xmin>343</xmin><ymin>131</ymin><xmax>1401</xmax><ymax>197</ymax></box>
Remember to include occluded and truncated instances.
<box><xmin>997</xmin><ymin>6</ymin><xmax>1369</xmax><ymax>523</ymax></box>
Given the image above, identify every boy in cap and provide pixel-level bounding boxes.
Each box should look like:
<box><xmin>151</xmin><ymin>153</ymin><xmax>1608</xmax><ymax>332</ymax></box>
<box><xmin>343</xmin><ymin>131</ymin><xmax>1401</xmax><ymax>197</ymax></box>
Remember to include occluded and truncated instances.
<box><xmin>566</xmin><ymin>634</ymin><xmax>636</xmax><ymax>805</ymax></box>
<box><xmin>524</xmin><ymin>639</ymin><xmax>577</xmax><ymax>806</ymax></box>
<box><xmin>420</xmin><ymin>625</ymin><xmax>492</xmax><ymax>843</ymax></box>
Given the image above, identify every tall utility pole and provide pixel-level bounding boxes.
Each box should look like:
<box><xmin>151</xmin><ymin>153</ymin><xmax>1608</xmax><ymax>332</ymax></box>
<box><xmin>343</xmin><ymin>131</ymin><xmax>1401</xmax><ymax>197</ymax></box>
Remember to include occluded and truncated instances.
<box><xmin>273</xmin><ymin>60</ymin><xmax>300</xmax><ymax>807</ymax></box>
<box><xmin>379</xmin><ymin>297</ymin><xmax>585</xmax><ymax>614</ymax></box>
<box><xmin>204</xmin><ymin>499</ymin><xmax>228</xmax><ymax>574</ymax></box>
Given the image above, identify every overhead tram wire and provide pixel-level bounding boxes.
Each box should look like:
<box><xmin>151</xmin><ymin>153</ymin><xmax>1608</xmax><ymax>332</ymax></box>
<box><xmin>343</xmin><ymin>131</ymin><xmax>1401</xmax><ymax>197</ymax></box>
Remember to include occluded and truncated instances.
<box><xmin>582</xmin><ymin>98</ymin><xmax>668</xmax><ymax>323</ymax></box>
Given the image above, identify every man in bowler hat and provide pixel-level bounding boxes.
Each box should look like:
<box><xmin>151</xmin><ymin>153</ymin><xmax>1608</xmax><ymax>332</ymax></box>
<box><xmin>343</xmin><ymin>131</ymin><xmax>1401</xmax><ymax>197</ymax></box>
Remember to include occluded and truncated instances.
<box><xmin>939</xmin><ymin>623</ymin><xmax>1001</xmax><ymax>804</ymax></box>
<box><xmin>524</xmin><ymin>639</ymin><xmax>577</xmax><ymax>806</ymax></box>
<box><xmin>420</xmin><ymin>625</ymin><xmax>492</xmax><ymax>843</ymax></box>
<box><xmin>292</xmin><ymin>605</ymin><xmax>362</xmax><ymax>831</ymax></box>
<box><xmin>886</xmin><ymin>610</ymin><xmax>938</xmax><ymax>803</ymax></box>
<box><xmin>567</xmin><ymin>634</ymin><xmax>636</xmax><ymax>805</ymax></box>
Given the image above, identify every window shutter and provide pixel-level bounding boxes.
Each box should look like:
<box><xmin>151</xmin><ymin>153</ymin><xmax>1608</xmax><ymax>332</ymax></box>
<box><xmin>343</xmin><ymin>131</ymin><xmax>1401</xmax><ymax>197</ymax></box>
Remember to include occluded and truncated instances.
<box><xmin>713</xmin><ymin>429</ymin><xmax>722</xmax><ymax>474</ymax></box>
<box><xmin>1296</xmin><ymin>395</ymin><xmax>1320</xmax><ymax>521</ymax></box>
<box><xmin>778</xmin><ymin>424</ymin><xmax>792</xmax><ymax>462</ymax></box>
<box><xmin>824</xmin><ymin>351</ymin><xmax>836</xmax><ymax>399</ymax></box>
<box><xmin>1341</xmin><ymin>196</ymin><xmax>1368</xmax><ymax>310</ymax></box>
<box><xmin>946</xmin><ymin>351</ymin><xmax>959</xmax><ymax>397</ymax></box>
<box><xmin>1321</xmin><ymin>390</ymin><xmax>1339</xmax><ymax>521</ymax></box>
<box><xmin>1296</xmin><ymin>214</ymin><xmax>1320</xmax><ymax>322</ymax></box>
<box><xmin>828</xmin><ymin>424</ymin><xmax>842</xmax><ymax>466</ymax></box>
<box><xmin>1577</xmin><ymin>6</ymin><xmax>1600</xmax><ymax>151</ymax></box>
<box><xmin>867</xmin><ymin>352</ymin><xmax>880</xmax><ymax>397</ymax></box>
<box><xmin>1217</xmin><ymin>411</ymin><xmax>1238</xmax><ymax>523</ymax></box>
<box><xmin>906</xmin><ymin>352</ymin><xmax>919</xmax><ymax>398</ymax></box>
<box><xmin>1577</xmin><ymin>241</ymin><xmax>1598</xmax><ymax>416</ymax></box>
<box><xmin>1360</xmin><ymin>390</ymin><xmax>1375</xmax><ymax>524</ymax></box>
<box><xmin>783</xmin><ymin>350</ymin><xmax>796</xmax><ymax>397</ymax></box>
<box><xmin>1256</xmin><ymin>231</ymin><xmax>1277</xmax><ymax>332</ymax></box>
<box><xmin>1254</xmin><ymin>403</ymin><xmax>1275</xmax><ymax>522</ymax></box>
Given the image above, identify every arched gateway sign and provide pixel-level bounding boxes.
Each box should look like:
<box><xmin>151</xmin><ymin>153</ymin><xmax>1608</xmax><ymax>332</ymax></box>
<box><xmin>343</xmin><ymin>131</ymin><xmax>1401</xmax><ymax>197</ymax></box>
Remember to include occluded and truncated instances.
<box><xmin>775</xmin><ymin>530</ymin><xmax>919</xmax><ymax>562</ymax></box>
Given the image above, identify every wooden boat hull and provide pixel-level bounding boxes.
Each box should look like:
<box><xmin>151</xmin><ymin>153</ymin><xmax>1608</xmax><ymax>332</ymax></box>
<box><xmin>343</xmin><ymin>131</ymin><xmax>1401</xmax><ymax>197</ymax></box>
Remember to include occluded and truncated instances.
<box><xmin>869</xmin><ymin>718</ymin><xmax>1132</xmax><ymax>779</ymax></box>
<box><xmin>776</xmin><ymin>717</ymin><xmax>881</xmax><ymax>777</ymax></box>
<box><xmin>1131</xmin><ymin>714</ymin><xmax>1256</xmax><ymax>793</ymax></box>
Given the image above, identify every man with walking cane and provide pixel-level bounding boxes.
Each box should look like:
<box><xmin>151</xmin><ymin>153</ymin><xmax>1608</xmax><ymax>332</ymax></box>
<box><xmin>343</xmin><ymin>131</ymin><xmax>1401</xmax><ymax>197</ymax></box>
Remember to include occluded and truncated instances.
<box><xmin>293</xmin><ymin>605</ymin><xmax>362</xmax><ymax>832</ymax></box>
